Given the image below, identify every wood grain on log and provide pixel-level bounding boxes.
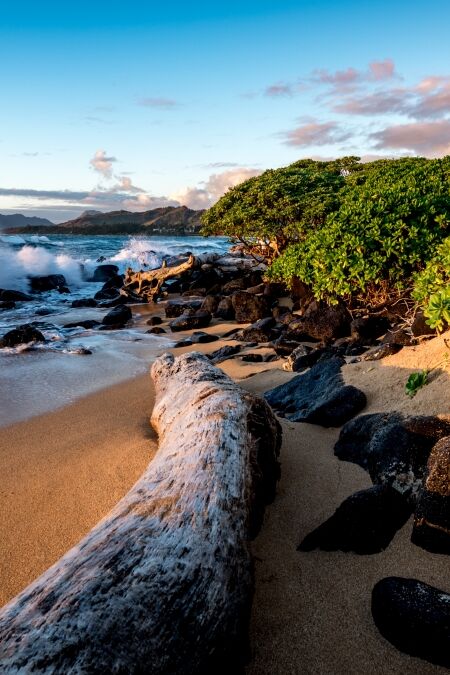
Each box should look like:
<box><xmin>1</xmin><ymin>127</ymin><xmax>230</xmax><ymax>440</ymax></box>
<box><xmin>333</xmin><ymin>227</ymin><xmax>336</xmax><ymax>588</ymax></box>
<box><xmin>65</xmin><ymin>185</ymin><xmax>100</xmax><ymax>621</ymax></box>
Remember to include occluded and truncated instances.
<box><xmin>0</xmin><ymin>352</ymin><xmax>281</xmax><ymax>674</ymax></box>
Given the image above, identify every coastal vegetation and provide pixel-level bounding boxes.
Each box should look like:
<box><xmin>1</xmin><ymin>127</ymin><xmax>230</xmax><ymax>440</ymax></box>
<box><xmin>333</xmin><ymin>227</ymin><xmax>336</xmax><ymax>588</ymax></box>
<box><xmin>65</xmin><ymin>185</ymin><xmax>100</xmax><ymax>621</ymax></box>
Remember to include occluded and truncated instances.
<box><xmin>202</xmin><ymin>156</ymin><xmax>450</xmax><ymax>315</ymax></box>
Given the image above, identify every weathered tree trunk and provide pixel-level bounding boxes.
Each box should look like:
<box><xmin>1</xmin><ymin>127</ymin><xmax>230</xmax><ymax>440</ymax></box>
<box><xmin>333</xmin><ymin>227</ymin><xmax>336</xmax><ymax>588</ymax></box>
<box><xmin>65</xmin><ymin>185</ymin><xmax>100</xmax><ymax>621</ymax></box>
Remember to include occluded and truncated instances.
<box><xmin>0</xmin><ymin>352</ymin><xmax>281</xmax><ymax>674</ymax></box>
<box><xmin>123</xmin><ymin>255</ymin><xmax>199</xmax><ymax>302</ymax></box>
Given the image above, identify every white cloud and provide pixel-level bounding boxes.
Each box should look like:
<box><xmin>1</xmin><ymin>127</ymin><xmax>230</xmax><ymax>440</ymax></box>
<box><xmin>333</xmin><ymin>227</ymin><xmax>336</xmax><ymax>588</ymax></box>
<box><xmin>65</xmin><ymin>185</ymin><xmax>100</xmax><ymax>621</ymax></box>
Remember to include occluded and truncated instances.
<box><xmin>172</xmin><ymin>168</ymin><xmax>261</xmax><ymax>210</ymax></box>
<box><xmin>89</xmin><ymin>149</ymin><xmax>117</xmax><ymax>178</ymax></box>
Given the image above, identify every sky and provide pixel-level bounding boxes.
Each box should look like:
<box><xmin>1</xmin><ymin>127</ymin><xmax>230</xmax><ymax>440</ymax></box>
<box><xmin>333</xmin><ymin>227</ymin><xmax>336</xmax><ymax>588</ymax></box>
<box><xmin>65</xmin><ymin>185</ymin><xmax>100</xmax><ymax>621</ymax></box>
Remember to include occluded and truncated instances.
<box><xmin>1</xmin><ymin>0</ymin><xmax>450</xmax><ymax>222</ymax></box>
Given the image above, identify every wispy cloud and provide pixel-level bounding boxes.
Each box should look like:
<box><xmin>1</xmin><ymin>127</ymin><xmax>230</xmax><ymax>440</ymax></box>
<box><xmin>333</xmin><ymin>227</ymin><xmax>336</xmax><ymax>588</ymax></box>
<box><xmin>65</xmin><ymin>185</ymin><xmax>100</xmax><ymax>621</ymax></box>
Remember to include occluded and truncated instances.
<box><xmin>265</xmin><ymin>82</ymin><xmax>293</xmax><ymax>97</ymax></box>
<box><xmin>371</xmin><ymin>119</ymin><xmax>450</xmax><ymax>156</ymax></box>
<box><xmin>138</xmin><ymin>97</ymin><xmax>179</xmax><ymax>109</ymax></box>
<box><xmin>282</xmin><ymin>120</ymin><xmax>351</xmax><ymax>147</ymax></box>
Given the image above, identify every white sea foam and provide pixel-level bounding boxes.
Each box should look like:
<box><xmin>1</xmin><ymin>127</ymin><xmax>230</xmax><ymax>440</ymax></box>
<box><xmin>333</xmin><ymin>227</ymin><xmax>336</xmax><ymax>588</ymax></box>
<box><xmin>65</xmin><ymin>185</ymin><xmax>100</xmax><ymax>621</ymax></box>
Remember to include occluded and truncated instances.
<box><xmin>0</xmin><ymin>244</ymin><xmax>84</xmax><ymax>291</ymax></box>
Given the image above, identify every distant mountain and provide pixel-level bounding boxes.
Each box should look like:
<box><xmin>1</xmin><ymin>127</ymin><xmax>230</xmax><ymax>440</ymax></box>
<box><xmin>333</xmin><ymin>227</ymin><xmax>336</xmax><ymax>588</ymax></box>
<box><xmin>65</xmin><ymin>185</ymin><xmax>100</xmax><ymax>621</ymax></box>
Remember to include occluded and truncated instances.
<box><xmin>6</xmin><ymin>206</ymin><xmax>204</xmax><ymax>235</ymax></box>
<box><xmin>0</xmin><ymin>213</ymin><xmax>54</xmax><ymax>230</ymax></box>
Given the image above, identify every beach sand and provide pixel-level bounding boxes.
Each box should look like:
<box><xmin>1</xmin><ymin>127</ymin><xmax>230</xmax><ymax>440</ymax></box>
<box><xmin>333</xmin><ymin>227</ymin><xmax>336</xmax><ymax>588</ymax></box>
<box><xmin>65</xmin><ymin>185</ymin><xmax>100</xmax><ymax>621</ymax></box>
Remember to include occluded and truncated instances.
<box><xmin>1</xmin><ymin>318</ymin><xmax>450</xmax><ymax>673</ymax></box>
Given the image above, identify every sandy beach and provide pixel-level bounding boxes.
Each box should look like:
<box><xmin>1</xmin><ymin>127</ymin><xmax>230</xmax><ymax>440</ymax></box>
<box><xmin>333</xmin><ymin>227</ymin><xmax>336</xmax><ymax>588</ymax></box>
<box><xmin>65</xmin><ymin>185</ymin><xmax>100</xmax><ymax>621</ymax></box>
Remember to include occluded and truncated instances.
<box><xmin>1</xmin><ymin>319</ymin><xmax>450</xmax><ymax>673</ymax></box>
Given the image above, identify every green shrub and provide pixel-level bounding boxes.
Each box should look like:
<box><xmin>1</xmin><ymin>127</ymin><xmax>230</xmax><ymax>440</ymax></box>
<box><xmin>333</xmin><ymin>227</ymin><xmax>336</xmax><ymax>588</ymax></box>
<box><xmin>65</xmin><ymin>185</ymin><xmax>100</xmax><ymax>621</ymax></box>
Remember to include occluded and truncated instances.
<box><xmin>269</xmin><ymin>157</ymin><xmax>450</xmax><ymax>303</ymax></box>
<box><xmin>201</xmin><ymin>157</ymin><xmax>360</xmax><ymax>257</ymax></box>
<box><xmin>412</xmin><ymin>237</ymin><xmax>450</xmax><ymax>331</ymax></box>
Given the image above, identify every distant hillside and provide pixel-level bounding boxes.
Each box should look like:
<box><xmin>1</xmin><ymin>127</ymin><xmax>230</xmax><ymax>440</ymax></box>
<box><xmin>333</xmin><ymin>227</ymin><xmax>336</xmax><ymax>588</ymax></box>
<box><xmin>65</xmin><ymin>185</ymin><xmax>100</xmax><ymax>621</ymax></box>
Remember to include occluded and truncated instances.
<box><xmin>7</xmin><ymin>206</ymin><xmax>204</xmax><ymax>235</ymax></box>
<box><xmin>0</xmin><ymin>213</ymin><xmax>54</xmax><ymax>230</ymax></box>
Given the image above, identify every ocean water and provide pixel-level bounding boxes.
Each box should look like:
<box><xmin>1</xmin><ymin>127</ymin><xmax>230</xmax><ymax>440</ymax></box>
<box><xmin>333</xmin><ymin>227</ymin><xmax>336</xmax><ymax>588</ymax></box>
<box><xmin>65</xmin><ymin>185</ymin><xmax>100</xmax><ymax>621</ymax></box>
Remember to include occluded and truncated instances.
<box><xmin>0</xmin><ymin>234</ymin><xmax>230</xmax><ymax>426</ymax></box>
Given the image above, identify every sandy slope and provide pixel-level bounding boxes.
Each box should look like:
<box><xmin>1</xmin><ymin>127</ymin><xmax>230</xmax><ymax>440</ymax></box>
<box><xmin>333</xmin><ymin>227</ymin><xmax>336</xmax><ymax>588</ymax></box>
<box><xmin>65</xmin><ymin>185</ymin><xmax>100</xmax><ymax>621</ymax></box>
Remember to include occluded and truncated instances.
<box><xmin>1</xmin><ymin>317</ymin><xmax>449</xmax><ymax>673</ymax></box>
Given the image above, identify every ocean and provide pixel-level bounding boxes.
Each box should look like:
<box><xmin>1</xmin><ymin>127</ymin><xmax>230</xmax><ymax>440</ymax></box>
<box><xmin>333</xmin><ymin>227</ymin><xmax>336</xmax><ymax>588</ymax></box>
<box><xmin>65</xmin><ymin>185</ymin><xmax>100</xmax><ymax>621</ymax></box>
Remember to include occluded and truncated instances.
<box><xmin>0</xmin><ymin>234</ymin><xmax>230</xmax><ymax>425</ymax></box>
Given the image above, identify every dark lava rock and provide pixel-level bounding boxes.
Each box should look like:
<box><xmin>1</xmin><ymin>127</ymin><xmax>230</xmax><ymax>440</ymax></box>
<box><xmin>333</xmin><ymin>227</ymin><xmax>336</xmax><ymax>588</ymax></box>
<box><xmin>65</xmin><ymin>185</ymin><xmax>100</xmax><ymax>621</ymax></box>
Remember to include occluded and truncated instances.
<box><xmin>298</xmin><ymin>485</ymin><xmax>412</xmax><ymax>555</ymax></box>
<box><xmin>221</xmin><ymin>278</ymin><xmax>246</xmax><ymax>294</ymax></box>
<box><xmin>101</xmin><ymin>274</ymin><xmax>124</xmax><ymax>290</ymax></box>
<box><xmin>0</xmin><ymin>301</ymin><xmax>15</xmax><ymax>310</ymax></box>
<box><xmin>208</xmin><ymin>344</ymin><xmax>241</xmax><ymax>364</ymax></box>
<box><xmin>71</xmin><ymin>298</ymin><xmax>98</xmax><ymax>308</ymax></box>
<box><xmin>265</xmin><ymin>357</ymin><xmax>366</xmax><ymax>427</ymax></box>
<box><xmin>146</xmin><ymin>326</ymin><xmax>166</xmax><ymax>334</ymax></box>
<box><xmin>362</xmin><ymin>342</ymin><xmax>403</xmax><ymax>361</ymax></box>
<box><xmin>411</xmin><ymin>310</ymin><xmax>436</xmax><ymax>337</ymax></box>
<box><xmin>231</xmin><ymin>291</ymin><xmax>271</xmax><ymax>324</ymax></box>
<box><xmin>200</xmin><ymin>295</ymin><xmax>221</xmax><ymax>315</ymax></box>
<box><xmin>287</xmin><ymin>301</ymin><xmax>351</xmax><ymax>344</ymax></box>
<box><xmin>282</xmin><ymin>344</ymin><xmax>316</xmax><ymax>372</ymax></box>
<box><xmin>381</xmin><ymin>328</ymin><xmax>414</xmax><ymax>346</ymax></box>
<box><xmin>335</xmin><ymin>414</ymin><xmax>450</xmax><ymax>502</ymax></box>
<box><xmin>214</xmin><ymin>296</ymin><xmax>235</xmax><ymax>320</ymax></box>
<box><xmin>64</xmin><ymin>320</ymin><xmax>100</xmax><ymax>330</ymax></box>
<box><xmin>173</xmin><ymin>339</ymin><xmax>193</xmax><ymax>348</ymax></box>
<box><xmin>237</xmin><ymin>317</ymin><xmax>276</xmax><ymax>343</ymax></box>
<box><xmin>270</xmin><ymin>335</ymin><xmax>302</xmax><ymax>357</ymax></box>
<box><xmin>169</xmin><ymin>310</ymin><xmax>212</xmax><ymax>332</ymax></box>
<box><xmin>263</xmin><ymin>281</ymin><xmax>286</xmax><ymax>298</ymax></box>
<box><xmin>190</xmin><ymin>331</ymin><xmax>219</xmax><ymax>344</ymax></box>
<box><xmin>29</xmin><ymin>274</ymin><xmax>67</xmax><ymax>293</ymax></box>
<box><xmin>165</xmin><ymin>298</ymin><xmax>204</xmax><ymax>318</ymax></box>
<box><xmin>241</xmin><ymin>353</ymin><xmax>264</xmax><ymax>362</ymax></box>
<box><xmin>102</xmin><ymin>304</ymin><xmax>132</xmax><ymax>327</ymax></box>
<box><xmin>372</xmin><ymin>577</ymin><xmax>450</xmax><ymax>668</ymax></box>
<box><xmin>94</xmin><ymin>287</ymin><xmax>120</xmax><ymax>301</ymax></box>
<box><xmin>221</xmin><ymin>327</ymin><xmax>241</xmax><ymax>339</ymax></box>
<box><xmin>0</xmin><ymin>289</ymin><xmax>32</xmax><ymax>302</ymax></box>
<box><xmin>272</xmin><ymin>307</ymin><xmax>293</xmax><ymax>323</ymax></box>
<box><xmin>0</xmin><ymin>324</ymin><xmax>45</xmax><ymax>347</ymax></box>
<box><xmin>146</xmin><ymin>316</ymin><xmax>163</xmax><ymax>326</ymax></box>
<box><xmin>350</xmin><ymin>316</ymin><xmax>391</xmax><ymax>343</ymax></box>
<box><xmin>412</xmin><ymin>436</ymin><xmax>450</xmax><ymax>553</ymax></box>
<box><xmin>90</xmin><ymin>264</ymin><xmax>119</xmax><ymax>283</ymax></box>
<box><xmin>245</xmin><ymin>283</ymin><xmax>265</xmax><ymax>295</ymax></box>
<box><xmin>97</xmin><ymin>295</ymin><xmax>128</xmax><ymax>308</ymax></box>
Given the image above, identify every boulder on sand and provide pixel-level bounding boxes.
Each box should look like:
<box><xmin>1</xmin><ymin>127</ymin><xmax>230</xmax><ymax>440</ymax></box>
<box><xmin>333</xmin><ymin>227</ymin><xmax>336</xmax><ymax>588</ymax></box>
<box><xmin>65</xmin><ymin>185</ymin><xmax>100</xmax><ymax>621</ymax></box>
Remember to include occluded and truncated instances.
<box><xmin>265</xmin><ymin>357</ymin><xmax>366</xmax><ymax>427</ymax></box>
<box><xmin>169</xmin><ymin>310</ymin><xmax>212</xmax><ymax>332</ymax></box>
<box><xmin>298</xmin><ymin>485</ymin><xmax>412</xmax><ymax>554</ymax></box>
<box><xmin>231</xmin><ymin>291</ymin><xmax>271</xmax><ymax>323</ymax></box>
<box><xmin>287</xmin><ymin>301</ymin><xmax>351</xmax><ymax>343</ymax></box>
<box><xmin>372</xmin><ymin>577</ymin><xmax>450</xmax><ymax>668</ymax></box>
<box><xmin>412</xmin><ymin>436</ymin><xmax>450</xmax><ymax>553</ymax></box>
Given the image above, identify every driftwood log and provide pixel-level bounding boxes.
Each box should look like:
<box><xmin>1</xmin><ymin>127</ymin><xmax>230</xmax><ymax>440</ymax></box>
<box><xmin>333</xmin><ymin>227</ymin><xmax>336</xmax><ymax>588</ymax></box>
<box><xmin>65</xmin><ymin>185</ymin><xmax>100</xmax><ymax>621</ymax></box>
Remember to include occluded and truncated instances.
<box><xmin>0</xmin><ymin>352</ymin><xmax>281</xmax><ymax>674</ymax></box>
<box><xmin>123</xmin><ymin>253</ymin><xmax>266</xmax><ymax>302</ymax></box>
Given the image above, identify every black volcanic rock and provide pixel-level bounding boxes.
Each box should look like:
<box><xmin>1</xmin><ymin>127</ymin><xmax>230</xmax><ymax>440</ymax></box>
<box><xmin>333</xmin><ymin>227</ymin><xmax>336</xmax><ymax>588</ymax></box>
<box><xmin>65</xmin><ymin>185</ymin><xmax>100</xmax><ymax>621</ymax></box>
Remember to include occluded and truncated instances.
<box><xmin>169</xmin><ymin>311</ymin><xmax>212</xmax><ymax>332</ymax></box>
<box><xmin>231</xmin><ymin>291</ymin><xmax>271</xmax><ymax>323</ymax></box>
<box><xmin>0</xmin><ymin>289</ymin><xmax>33</xmax><ymax>302</ymax></box>
<box><xmin>265</xmin><ymin>357</ymin><xmax>366</xmax><ymax>427</ymax></box>
<box><xmin>91</xmin><ymin>265</ymin><xmax>120</xmax><ymax>283</ymax></box>
<box><xmin>334</xmin><ymin>414</ymin><xmax>450</xmax><ymax>502</ymax></box>
<box><xmin>287</xmin><ymin>301</ymin><xmax>351</xmax><ymax>344</ymax></box>
<box><xmin>71</xmin><ymin>298</ymin><xmax>98</xmax><ymax>308</ymax></box>
<box><xmin>208</xmin><ymin>345</ymin><xmax>242</xmax><ymax>364</ymax></box>
<box><xmin>165</xmin><ymin>298</ymin><xmax>204</xmax><ymax>318</ymax></box>
<box><xmin>298</xmin><ymin>485</ymin><xmax>412</xmax><ymax>554</ymax></box>
<box><xmin>412</xmin><ymin>436</ymin><xmax>450</xmax><ymax>553</ymax></box>
<box><xmin>0</xmin><ymin>324</ymin><xmax>45</xmax><ymax>347</ymax></box>
<box><xmin>372</xmin><ymin>577</ymin><xmax>450</xmax><ymax>668</ymax></box>
<box><xmin>102</xmin><ymin>305</ymin><xmax>132</xmax><ymax>327</ymax></box>
<box><xmin>29</xmin><ymin>274</ymin><xmax>67</xmax><ymax>293</ymax></box>
<box><xmin>0</xmin><ymin>301</ymin><xmax>16</xmax><ymax>310</ymax></box>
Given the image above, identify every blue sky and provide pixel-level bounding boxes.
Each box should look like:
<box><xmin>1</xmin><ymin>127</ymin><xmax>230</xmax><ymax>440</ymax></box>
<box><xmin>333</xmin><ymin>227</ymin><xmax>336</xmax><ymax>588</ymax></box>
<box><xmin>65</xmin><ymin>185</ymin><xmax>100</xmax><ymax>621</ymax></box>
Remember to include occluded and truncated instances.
<box><xmin>1</xmin><ymin>1</ymin><xmax>450</xmax><ymax>221</ymax></box>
